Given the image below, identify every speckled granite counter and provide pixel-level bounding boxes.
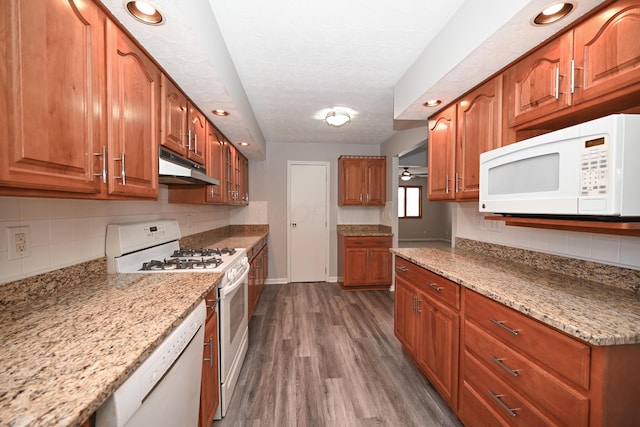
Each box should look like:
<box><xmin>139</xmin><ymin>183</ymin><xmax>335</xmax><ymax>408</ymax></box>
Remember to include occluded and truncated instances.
<box><xmin>391</xmin><ymin>246</ymin><xmax>640</xmax><ymax>346</ymax></box>
<box><xmin>337</xmin><ymin>224</ymin><xmax>392</xmax><ymax>236</ymax></box>
<box><xmin>0</xmin><ymin>225</ymin><xmax>269</xmax><ymax>427</ymax></box>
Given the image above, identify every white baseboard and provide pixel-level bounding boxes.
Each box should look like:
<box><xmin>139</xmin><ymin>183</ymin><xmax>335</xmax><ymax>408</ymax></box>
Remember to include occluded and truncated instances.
<box><xmin>265</xmin><ymin>276</ymin><xmax>338</xmax><ymax>285</ymax></box>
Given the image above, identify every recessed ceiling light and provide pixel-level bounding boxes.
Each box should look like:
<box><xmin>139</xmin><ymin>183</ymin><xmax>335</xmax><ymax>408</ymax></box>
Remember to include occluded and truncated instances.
<box><xmin>533</xmin><ymin>2</ymin><xmax>574</xmax><ymax>25</ymax></box>
<box><xmin>325</xmin><ymin>110</ymin><xmax>351</xmax><ymax>127</ymax></box>
<box><xmin>212</xmin><ymin>109</ymin><xmax>230</xmax><ymax>116</ymax></box>
<box><xmin>125</xmin><ymin>1</ymin><xmax>164</xmax><ymax>25</ymax></box>
<box><xmin>423</xmin><ymin>99</ymin><xmax>442</xmax><ymax>107</ymax></box>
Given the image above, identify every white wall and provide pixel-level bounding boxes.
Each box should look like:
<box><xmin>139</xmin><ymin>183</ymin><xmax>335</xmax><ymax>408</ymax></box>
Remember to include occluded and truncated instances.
<box><xmin>0</xmin><ymin>188</ymin><xmax>232</xmax><ymax>284</ymax></box>
<box><xmin>455</xmin><ymin>202</ymin><xmax>640</xmax><ymax>270</ymax></box>
<box><xmin>398</xmin><ymin>176</ymin><xmax>452</xmax><ymax>242</ymax></box>
<box><xmin>255</xmin><ymin>141</ymin><xmax>384</xmax><ymax>283</ymax></box>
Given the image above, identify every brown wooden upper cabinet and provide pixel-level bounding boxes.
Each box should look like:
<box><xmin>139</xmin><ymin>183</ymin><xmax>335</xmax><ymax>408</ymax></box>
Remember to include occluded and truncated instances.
<box><xmin>160</xmin><ymin>75</ymin><xmax>189</xmax><ymax>157</ymax></box>
<box><xmin>338</xmin><ymin>156</ymin><xmax>386</xmax><ymax>206</ymax></box>
<box><xmin>1</xmin><ymin>0</ymin><xmax>159</xmax><ymax>199</ymax></box>
<box><xmin>506</xmin><ymin>0</ymin><xmax>640</xmax><ymax>128</ymax></box>
<box><xmin>0</xmin><ymin>0</ymin><xmax>106</xmax><ymax>195</ymax></box>
<box><xmin>105</xmin><ymin>20</ymin><xmax>159</xmax><ymax>198</ymax></box>
<box><xmin>187</xmin><ymin>104</ymin><xmax>207</xmax><ymax>165</ymax></box>
<box><xmin>428</xmin><ymin>75</ymin><xmax>502</xmax><ymax>201</ymax></box>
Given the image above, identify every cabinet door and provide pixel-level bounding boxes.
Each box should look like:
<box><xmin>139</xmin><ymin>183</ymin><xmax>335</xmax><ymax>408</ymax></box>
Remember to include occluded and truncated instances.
<box><xmin>456</xmin><ymin>75</ymin><xmax>502</xmax><ymax>200</ymax></box>
<box><xmin>160</xmin><ymin>74</ymin><xmax>187</xmax><ymax>157</ymax></box>
<box><xmin>199</xmin><ymin>312</ymin><xmax>219</xmax><ymax>427</ymax></box>
<box><xmin>394</xmin><ymin>276</ymin><xmax>418</xmax><ymax>358</ymax></box>
<box><xmin>106</xmin><ymin>21</ymin><xmax>158</xmax><ymax>198</ymax></box>
<box><xmin>573</xmin><ymin>0</ymin><xmax>640</xmax><ymax>105</ymax></box>
<box><xmin>368</xmin><ymin>248</ymin><xmax>391</xmax><ymax>284</ymax></box>
<box><xmin>205</xmin><ymin>124</ymin><xmax>224</xmax><ymax>203</ymax></box>
<box><xmin>187</xmin><ymin>104</ymin><xmax>206</xmax><ymax>165</ymax></box>
<box><xmin>364</xmin><ymin>159</ymin><xmax>386</xmax><ymax>205</ymax></box>
<box><xmin>417</xmin><ymin>297</ymin><xmax>459</xmax><ymax>407</ymax></box>
<box><xmin>506</xmin><ymin>33</ymin><xmax>573</xmax><ymax>127</ymax></box>
<box><xmin>222</xmin><ymin>141</ymin><xmax>236</xmax><ymax>203</ymax></box>
<box><xmin>427</xmin><ymin>104</ymin><xmax>456</xmax><ymax>200</ymax></box>
<box><xmin>344</xmin><ymin>248</ymin><xmax>368</xmax><ymax>285</ymax></box>
<box><xmin>0</xmin><ymin>0</ymin><xmax>104</xmax><ymax>194</ymax></box>
<box><xmin>339</xmin><ymin>157</ymin><xmax>365</xmax><ymax>205</ymax></box>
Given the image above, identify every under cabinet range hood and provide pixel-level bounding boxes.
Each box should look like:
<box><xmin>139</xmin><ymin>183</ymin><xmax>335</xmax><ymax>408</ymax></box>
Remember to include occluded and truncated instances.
<box><xmin>158</xmin><ymin>148</ymin><xmax>220</xmax><ymax>186</ymax></box>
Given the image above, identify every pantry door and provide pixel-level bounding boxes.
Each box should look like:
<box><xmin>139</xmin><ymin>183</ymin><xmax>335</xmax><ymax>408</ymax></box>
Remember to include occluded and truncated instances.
<box><xmin>287</xmin><ymin>161</ymin><xmax>330</xmax><ymax>282</ymax></box>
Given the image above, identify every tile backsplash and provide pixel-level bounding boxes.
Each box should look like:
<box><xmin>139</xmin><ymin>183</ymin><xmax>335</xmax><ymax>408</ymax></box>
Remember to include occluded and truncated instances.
<box><xmin>0</xmin><ymin>188</ymin><xmax>233</xmax><ymax>285</ymax></box>
<box><xmin>455</xmin><ymin>202</ymin><xmax>640</xmax><ymax>270</ymax></box>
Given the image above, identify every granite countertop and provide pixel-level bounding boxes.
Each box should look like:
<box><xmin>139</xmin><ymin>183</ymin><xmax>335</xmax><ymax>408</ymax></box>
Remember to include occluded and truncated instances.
<box><xmin>337</xmin><ymin>224</ymin><xmax>392</xmax><ymax>237</ymax></box>
<box><xmin>391</xmin><ymin>247</ymin><xmax>640</xmax><ymax>346</ymax></box>
<box><xmin>0</xmin><ymin>228</ymin><xmax>268</xmax><ymax>427</ymax></box>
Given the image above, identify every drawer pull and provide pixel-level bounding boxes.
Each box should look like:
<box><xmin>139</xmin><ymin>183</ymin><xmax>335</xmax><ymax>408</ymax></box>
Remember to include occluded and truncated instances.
<box><xmin>415</xmin><ymin>297</ymin><xmax>422</xmax><ymax>314</ymax></box>
<box><xmin>489</xmin><ymin>317</ymin><xmax>520</xmax><ymax>336</ymax></box>
<box><xmin>488</xmin><ymin>390</ymin><xmax>519</xmax><ymax>417</ymax></box>
<box><xmin>396</xmin><ymin>266</ymin><xmax>408</xmax><ymax>272</ymax></box>
<box><xmin>427</xmin><ymin>282</ymin><xmax>442</xmax><ymax>292</ymax></box>
<box><xmin>489</xmin><ymin>355</ymin><xmax>519</xmax><ymax>377</ymax></box>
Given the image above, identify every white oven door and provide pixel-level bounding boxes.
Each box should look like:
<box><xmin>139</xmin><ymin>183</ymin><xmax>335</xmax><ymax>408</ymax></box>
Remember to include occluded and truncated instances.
<box><xmin>217</xmin><ymin>265</ymin><xmax>249</xmax><ymax>418</ymax></box>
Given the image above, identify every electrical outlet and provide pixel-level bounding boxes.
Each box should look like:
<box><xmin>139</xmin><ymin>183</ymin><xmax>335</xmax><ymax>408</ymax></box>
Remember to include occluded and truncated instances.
<box><xmin>8</xmin><ymin>226</ymin><xmax>31</xmax><ymax>260</ymax></box>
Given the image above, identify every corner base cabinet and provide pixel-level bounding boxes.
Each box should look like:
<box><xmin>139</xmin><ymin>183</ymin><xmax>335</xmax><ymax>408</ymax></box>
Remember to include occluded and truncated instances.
<box><xmin>338</xmin><ymin>235</ymin><xmax>392</xmax><ymax>290</ymax></box>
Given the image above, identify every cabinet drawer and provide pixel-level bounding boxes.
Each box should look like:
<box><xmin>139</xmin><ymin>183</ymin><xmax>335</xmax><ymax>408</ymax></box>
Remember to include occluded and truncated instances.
<box><xmin>459</xmin><ymin>380</ymin><xmax>510</xmax><ymax>427</ymax></box>
<box><xmin>395</xmin><ymin>257</ymin><xmax>460</xmax><ymax>309</ymax></box>
<box><xmin>465</xmin><ymin>320</ymin><xmax>589</xmax><ymax>426</ymax></box>
<box><xmin>465</xmin><ymin>290</ymin><xmax>591</xmax><ymax>390</ymax></box>
<box><xmin>344</xmin><ymin>236</ymin><xmax>390</xmax><ymax>248</ymax></box>
<box><xmin>464</xmin><ymin>350</ymin><xmax>557</xmax><ymax>427</ymax></box>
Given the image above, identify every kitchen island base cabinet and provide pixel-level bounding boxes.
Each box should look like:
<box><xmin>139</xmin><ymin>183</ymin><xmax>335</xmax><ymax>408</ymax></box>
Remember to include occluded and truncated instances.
<box><xmin>338</xmin><ymin>235</ymin><xmax>392</xmax><ymax>291</ymax></box>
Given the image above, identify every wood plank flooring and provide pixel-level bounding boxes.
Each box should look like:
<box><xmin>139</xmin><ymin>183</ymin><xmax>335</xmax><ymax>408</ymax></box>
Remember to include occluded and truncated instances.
<box><xmin>214</xmin><ymin>282</ymin><xmax>463</xmax><ymax>427</ymax></box>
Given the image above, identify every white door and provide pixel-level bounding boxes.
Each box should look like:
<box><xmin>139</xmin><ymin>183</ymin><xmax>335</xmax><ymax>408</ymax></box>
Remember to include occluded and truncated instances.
<box><xmin>287</xmin><ymin>161</ymin><xmax>329</xmax><ymax>282</ymax></box>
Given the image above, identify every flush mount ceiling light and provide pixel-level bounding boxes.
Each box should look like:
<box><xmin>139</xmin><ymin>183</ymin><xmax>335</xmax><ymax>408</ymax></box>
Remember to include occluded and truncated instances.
<box><xmin>533</xmin><ymin>2</ymin><xmax>574</xmax><ymax>25</ymax></box>
<box><xmin>423</xmin><ymin>99</ymin><xmax>442</xmax><ymax>107</ymax></box>
<box><xmin>400</xmin><ymin>168</ymin><xmax>412</xmax><ymax>181</ymax></box>
<box><xmin>125</xmin><ymin>1</ymin><xmax>164</xmax><ymax>25</ymax></box>
<box><xmin>212</xmin><ymin>109</ymin><xmax>230</xmax><ymax>116</ymax></box>
<box><xmin>239</xmin><ymin>141</ymin><xmax>249</xmax><ymax>146</ymax></box>
<box><xmin>325</xmin><ymin>110</ymin><xmax>351</xmax><ymax>127</ymax></box>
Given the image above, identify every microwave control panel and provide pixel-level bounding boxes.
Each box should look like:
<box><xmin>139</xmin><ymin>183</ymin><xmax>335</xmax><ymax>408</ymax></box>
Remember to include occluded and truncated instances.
<box><xmin>580</xmin><ymin>136</ymin><xmax>608</xmax><ymax>197</ymax></box>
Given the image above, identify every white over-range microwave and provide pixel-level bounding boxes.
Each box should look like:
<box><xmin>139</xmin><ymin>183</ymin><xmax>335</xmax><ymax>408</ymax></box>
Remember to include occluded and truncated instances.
<box><xmin>479</xmin><ymin>114</ymin><xmax>640</xmax><ymax>219</ymax></box>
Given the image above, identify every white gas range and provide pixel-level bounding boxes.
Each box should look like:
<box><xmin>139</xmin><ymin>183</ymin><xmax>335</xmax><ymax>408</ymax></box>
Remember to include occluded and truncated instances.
<box><xmin>104</xmin><ymin>219</ymin><xmax>249</xmax><ymax>422</ymax></box>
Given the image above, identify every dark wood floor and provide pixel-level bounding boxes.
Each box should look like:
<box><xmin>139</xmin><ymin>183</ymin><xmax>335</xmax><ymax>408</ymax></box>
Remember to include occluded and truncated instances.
<box><xmin>214</xmin><ymin>282</ymin><xmax>463</xmax><ymax>427</ymax></box>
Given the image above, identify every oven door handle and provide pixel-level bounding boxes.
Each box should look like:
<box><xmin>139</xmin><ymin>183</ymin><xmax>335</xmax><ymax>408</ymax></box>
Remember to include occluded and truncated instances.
<box><xmin>219</xmin><ymin>267</ymin><xmax>249</xmax><ymax>299</ymax></box>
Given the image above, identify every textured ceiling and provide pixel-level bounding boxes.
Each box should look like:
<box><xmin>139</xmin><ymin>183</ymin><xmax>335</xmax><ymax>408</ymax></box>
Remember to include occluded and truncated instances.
<box><xmin>98</xmin><ymin>0</ymin><xmax>607</xmax><ymax>159</ymax></box>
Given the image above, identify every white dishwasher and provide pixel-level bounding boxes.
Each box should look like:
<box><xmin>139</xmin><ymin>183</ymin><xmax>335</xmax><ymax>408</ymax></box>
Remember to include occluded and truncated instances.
<box><xmin>96</xmin><ymin>301</ymin><xmax>206</xmax><ymax>427</ymax></box>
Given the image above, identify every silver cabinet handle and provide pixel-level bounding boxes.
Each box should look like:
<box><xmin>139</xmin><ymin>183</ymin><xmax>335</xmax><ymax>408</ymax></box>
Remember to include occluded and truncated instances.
<box><xmin>445</xmin><ymin>175</ymin><xmax>449</xmax><ymax>194</ymax></box>
<box><xmin>570</xmin><ymin>59</ymin><xmax>575</xmax><ymax>94</ymax></box>
<box><xmin>554</xmin><ymin>66</ymin><xmax>560</xmax><ymax>100</ymax></box>
<box><xmin>205</xmin><ymin>299</ymin><xmax>217</xmax><ymax>311</ymax></box>
<box><xmin>415</xmin><ymin>297</ymin><xmax>422</xmax><ymax>314</ymax></box>
<box><xmin>488</xmin><ymin>390</ymin><xmax>519</xmax><ymax>417</ymax></box>
<box><xmin>427</xmin><ymin>282</ymin><xmax>442</xmax><ymax>292</ymax></box>
<box><xmin>194</xmin><ymin>133</ymin><xmax>198</xmax><ymax>154</ymax></box>
<box><xmin>455</xmin><ymin>173</ymin><xmax>459</xmax><ymax>193</ymax></box>
<box><xmin>366</xmin><ymin>193</ymin><xmax>370</xmax><ymax>202</ymax></box>
<box><xmin>489</xmin><ymin>355</ymin><xmax>519</xmax><ymax>377</ymax></box>
<box><xmin>396</xmin><ymin>266</ymin><xmax>408</xmax><ymax>272</ymax></box>
<box><xmin>489</xmin><ymin>317</ymin><xmax>520</xmax><ymax>336</ymax></box>
<box><xmin>93</xmin><ymin>146</ymin><xmax>107</xmax><ymax>183</ymax></box>
<box><xmin>114</xmin><ymin>152</ymin><xmax>126</xmax><ymax>185</ymax></box>
<box><xmin>359</xmin><ymin>193</ymin><xmax>363</xmax><ymax>203</ymax></box>
<box><xmin>203</xmin><ymin>336</ymin><xmax>214</xmax><ymax>367</ymax></box>
<box><xmin>187</xmin><ymin>129</ymin><xmax>193</xmax><ymax>151</ymax></box>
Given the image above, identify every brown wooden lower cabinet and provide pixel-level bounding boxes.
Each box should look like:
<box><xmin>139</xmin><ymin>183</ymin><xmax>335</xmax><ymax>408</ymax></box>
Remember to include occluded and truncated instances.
<box><xmin>248</xmin><ymin>238</ymin><xmax>268</xmax><ymax>318</ymax></box>
<box><xmin>199</xmin><ymin>289</ymin><xmax>220</xmax><ymax>427</ymax></box>
<box><xmin>394</xmin><ymin>255</ymin><xmax>640</xmax><ymax>426</ymax></box>
<box><xmin>338</xmin><ymin>235</ymin><xmax>392</xmax><ymax>290</ymax></box>
<box><xmin>394</xmin><ymin>256</ymin><xmax>460</xmax><ymax>410</ymax></box>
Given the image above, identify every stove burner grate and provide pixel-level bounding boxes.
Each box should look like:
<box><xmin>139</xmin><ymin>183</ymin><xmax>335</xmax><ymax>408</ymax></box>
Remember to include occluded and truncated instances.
<box><xmin>140</xmin><ymin>257</ymin><xmax>223</xmax><ymax>271</ymax></box>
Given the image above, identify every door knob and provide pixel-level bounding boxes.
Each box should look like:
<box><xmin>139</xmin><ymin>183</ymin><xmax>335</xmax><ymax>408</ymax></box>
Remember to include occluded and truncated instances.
<box><xmin>291</xmin><ymin>223</ymin><xmax>297</xmax><ymax>228</ymax></box>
